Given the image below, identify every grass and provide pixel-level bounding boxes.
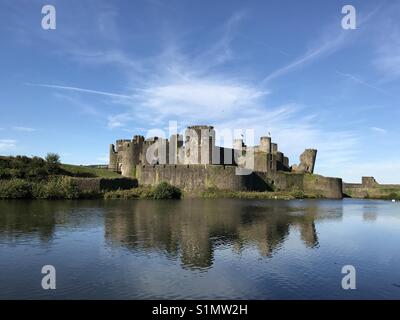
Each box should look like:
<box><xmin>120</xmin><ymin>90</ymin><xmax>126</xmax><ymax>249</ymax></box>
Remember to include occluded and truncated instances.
<box><xmin>104</xmin><ymin>182</ymin><xmax>182</xmax><ymax>200</ymax></box>
<box><xmin>61</xmin><ymin>164</ymin><xmax>121</xmax><ymax>178</ymax></box>
<box><xmin>199</xmin><ymin>187</ymin><xmax>323</xmax><ymax>200</ymax></box>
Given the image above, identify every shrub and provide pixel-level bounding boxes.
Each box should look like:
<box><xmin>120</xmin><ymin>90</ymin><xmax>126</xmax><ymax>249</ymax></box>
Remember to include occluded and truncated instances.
<box><xmin>152</xmin><ymin>182</ymin><xmax>182</xmax><ymax>199</ymax></box>
<box><xmin>386</xmin><ymin>192</ymin><xmax>400</xmax><ymax>200</ymax></box>
<box><xmin>103</xmin><ymin>186</ymin><xmax>154</xmax><ymax>199</ymax></box>
<box><xmin>45</xmin><ymin>153</ymin><xmax>61</xmax><ymax>174</ymax></box>
<box><xmin>0</xmin><ymin>179</ymin><xmax>32</xmax><ymax>199</ymax></box>
<box><xmin>43</xmin><ymin>176</ymin><xmax>80</xmax><ymax>199</ymax></box>
<box><xmin>32</xmin><ymin>176</ymin><xmax>80</xmax><ymax>199</ymax></box>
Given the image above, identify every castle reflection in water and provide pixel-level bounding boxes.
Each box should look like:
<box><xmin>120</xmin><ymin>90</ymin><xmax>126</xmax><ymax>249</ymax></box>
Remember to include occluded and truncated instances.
<box><xmin>102</xmin><ymin>199</ymin><xmax>344</xmax><ymax>269</ymax></box>
<box><xmin>0</xmin><ymin>199</ymin><xmax>347</xmax><ymax>270</ymax></box>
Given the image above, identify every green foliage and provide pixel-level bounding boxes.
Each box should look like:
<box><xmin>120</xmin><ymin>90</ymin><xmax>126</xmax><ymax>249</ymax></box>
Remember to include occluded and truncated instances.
<box><xmin>45</xmin><ymin>153</ymin><xmax>61</xmax><ymax>174</ymax></box>
<box><xmin>32</xmin><ymin>176</ymin><xmax>80</xmax><ymax>199</ymax></box>
<box><xmin>200</xmin><ymin>187</ymin><xmax>320</xmax><ymax>200</ymax></box>
<box><xmin>45</xmin><ymin>153</ymin><xmax>60</xmax><ymax>164</ymax></box>
<box><xmin>60</xmin><ymin>164</ymin><xmax>121</xmax><ymax>178</ymax></box>
<box><xmin>0</xmin><ymin>177</ymin><xmax>80</xmax><ymax>200</ymax></box>
<box><xmin>104</xmin><ymin>186</ymin><xmax>154</xmax><ymax>199</ymax></box>
<box><xmin>0</xmin><ymin>179</ymin><xmax>33</xmax><ymax>199</ymax></box>
<box><xmin>385</xmin><ymin>192</ymin><xmax>400</xmax><ymax>200</ymax></box>
<box><xmin>0</xmin><ymin>155</ymin><xmax>120</xmax><ymax>180</ymax></box>
<box><xmin>104</xmin><ymin>182</ymin><xmax>182</xmax><ymax>200</ymax></box>
<box><xmin>152</xmin><ymin>182</ymin><xmax>182</xmax><ymax>199</ymax></box>
<box><xmin>0</xmin><ymin>155</ymin><xmax>49</xmax><ymax>180</ymax></box>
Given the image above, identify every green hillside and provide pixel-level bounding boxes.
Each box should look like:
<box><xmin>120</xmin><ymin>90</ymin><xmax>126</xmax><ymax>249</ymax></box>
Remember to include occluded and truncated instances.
<box><xmin>61</xmin><ymin>164</ymin><xmax>121</xmax><ymax>178</ymax></box>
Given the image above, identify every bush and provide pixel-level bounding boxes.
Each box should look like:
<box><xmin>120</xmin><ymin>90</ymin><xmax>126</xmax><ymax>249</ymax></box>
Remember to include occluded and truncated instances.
<box><xmin>35</xmin><ymin>176</ymin><xmax>80</xmax><ymax>199</ymax></box>
<box><xmin>386</xmin><ymin>192</ymin><xmax>400</xmax><ymax>200</ymax></box>
<box><xmin>0</xmin><ymin>179</ymin><xmax>32</xmax><ymax>199</ymax></box>
<box><xmin>45</xmin><ymin>153</ymin><xmax>61</xmax><ymax>174</ymax></box>
<box><xmin>104</xmin><ymin>186</ymin><xmax>153</xmax><ymax>199</ymax></box>
<box><xmin>152</xmin><ymin>182</ymin><xmax>182</xmax><ymax>199</ymax></box>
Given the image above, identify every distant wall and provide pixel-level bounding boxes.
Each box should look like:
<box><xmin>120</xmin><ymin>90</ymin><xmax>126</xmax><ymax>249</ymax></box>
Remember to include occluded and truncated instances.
<box><xmin>258</xmin><ymin>171</ymin><xmax>342</xmax><ymax>199</ymax></box>
<box><xmin>137</xmin><ymin>165</ymin><xmax>343</xmax><ymax>198</ymax></box>
<box><xmin>343</xmin><ymin>177</ymin><xmax>400</xmax><ymax>199</ymax></box>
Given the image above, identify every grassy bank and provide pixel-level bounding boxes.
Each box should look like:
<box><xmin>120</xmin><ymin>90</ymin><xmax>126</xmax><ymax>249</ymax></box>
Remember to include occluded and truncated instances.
<box><xmin>0</xmin><ymin>155</ymin><xmax>119</xmax><ymax>179</ymax></box>
<box><xmin>0</xmin><ymin>176</ymin><xmax>87</xmax><ymax>199</ymax></box>
<box><xmin>60</xmin><ymin>164</ymin><xmax>121</xmax><ymax>178</ymax></box>
<box><xmin>344</xmin><ymin>186</ymin><xmax>400</xmax><ymax>200</ymax></box>
<box><xmin>104</xmin><ymin>182</ymin><xmax>182</xmax><ymax>200</ymax></box>
<box><xmin>198</xmin><ymin>187</ymin><xmax>323</xmax><ymax>200</ymax></box>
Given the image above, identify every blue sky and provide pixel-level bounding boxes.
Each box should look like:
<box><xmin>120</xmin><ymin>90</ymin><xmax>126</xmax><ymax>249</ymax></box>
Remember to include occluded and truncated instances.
<box><xmin>0</xmin><ymin>0</ymin><xmax>399</xmax><ymax>183</ymax></box>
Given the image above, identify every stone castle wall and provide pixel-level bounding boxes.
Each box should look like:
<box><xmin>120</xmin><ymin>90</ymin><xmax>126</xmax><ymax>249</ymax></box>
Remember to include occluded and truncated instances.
<box><xmin>137</xmin><ymin>165</ymin><xmax>343</xmax><ymax>199</ymax></box>
<box><xmin>343</xmin><ymin>177</ymin><xmax>400</xmax><ymax>199</ymax></box>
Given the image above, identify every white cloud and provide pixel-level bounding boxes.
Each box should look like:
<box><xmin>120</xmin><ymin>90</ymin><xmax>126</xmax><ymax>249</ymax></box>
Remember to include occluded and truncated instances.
<box><xmin>26</xmin><ymin>83</ymin><xmax>133</xmax><ymax>100</ymax></box>
<box><xmin>28</xmin><ymin>10</ymin><xmax>363</xmax><ymax>181</ymax></box>
<box><xmin>13</xmin><ymin>126</ymin><xmax>36</xmax><ymax>132</ymax></box>
<box><xmin>0</xmin><ymin>139</ymin><xmax>16</xmax><ymax>151</ymax></box>
<box><xmin>370</xmin><ymin>127</ymin><xmax>387</xmax><ymax>134</ymax></box>
<box><xmin>371</xmin><ymin>4</ymin><xmax>400</xmax><ymax>82</ymax></box>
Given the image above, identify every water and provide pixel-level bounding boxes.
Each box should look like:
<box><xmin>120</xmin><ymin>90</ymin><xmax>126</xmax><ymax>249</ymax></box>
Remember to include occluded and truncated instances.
<box><xmin>0</xmin><ymin>198</ymin><xmax>399</xmax><ymax>299</ymax></box>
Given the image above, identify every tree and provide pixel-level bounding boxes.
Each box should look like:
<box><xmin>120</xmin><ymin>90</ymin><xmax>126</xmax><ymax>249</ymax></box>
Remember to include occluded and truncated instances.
<box><xmin>45</xmin><ymin>153</ymin><xmax>61</xmax><ymax>174</ymax></box>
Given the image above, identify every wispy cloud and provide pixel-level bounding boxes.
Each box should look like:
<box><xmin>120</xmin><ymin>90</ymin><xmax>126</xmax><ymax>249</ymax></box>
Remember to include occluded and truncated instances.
<box><xmin>26</xmin><ymin>83</ymin><xmax>134</xmax><ymax>100</ymax></box>
<box><xmin>335</xmin><ymin>70</ymin><xmax>391</xmax><ymax>96</ymax></box>
<box><xmin>261</xmin><ymin>5</ymin><xmax>382</xmax><ymax>84</ymax></box>
<box><xmin>370</xmin><ymin>126</ymin><xmax>387</xmax><ymax>134</ymax></box>
<box><xmin>366</xmin><ymin>2</ymin><xmax>400</xmax><ymax>83</ymax></box>
<box><xmin>261</xmin><ymin>33</ymin><xmax>348</xmax><ymax>84</ymax></box>
<box><xmin>24</xmin><ymin>9</ymin><xmax>361</xmax><ymax>179</ymax></box>
<box><xmin>13</xmin><ymin>126</ymin><xmax>36</xmax><ymax>132</ymax></box>
<box><xmin>0</xmin><ymin>139</ymin><xmax>16</xmax><ymax>151</ymax></box>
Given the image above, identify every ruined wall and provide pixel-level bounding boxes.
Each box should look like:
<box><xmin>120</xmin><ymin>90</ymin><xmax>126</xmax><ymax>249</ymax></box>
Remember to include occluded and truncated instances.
<box><xmin>137</xmin><ymin>165</ymin><xmax>343</xmax><ymax>198</ymax></box>
<box><xmin>343</xmin><ymin>177</ymin><xmax>400</xmax><ymax>199</ymax></box>
<box><xmin>292</xmin><ymin>149</ymin><xmax>317</xmax><ymax>174</ymax></box>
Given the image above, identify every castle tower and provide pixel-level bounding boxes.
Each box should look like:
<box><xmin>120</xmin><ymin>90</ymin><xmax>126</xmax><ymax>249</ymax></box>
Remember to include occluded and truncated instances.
<box><xmin>271</xmin><ymin>143</ymin><xmax>278</xmax><ymax>154</ymax></box>
<box><xmin>184</xmin><ymin>125</ymin><xmax>215</xmax><ymax>164</ymax></box>
<box><xmin>109</xmin><ymin>144</ymin><xmax>118</xmax><ymax>171</ymax></box>
<box><xmin>259</xmin><ymin>136</ymin><xmax>271</xmax><ymax>153</ymax></box>
<box><xmin>119</xmin><ymin>140</ymin><xmax>135</xmax><ymax>177</ymax></box>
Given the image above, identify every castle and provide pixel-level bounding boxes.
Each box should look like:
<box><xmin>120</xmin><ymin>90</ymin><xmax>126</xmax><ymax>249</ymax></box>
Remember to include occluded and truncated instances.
<box><xmin>109</xmin><ymin>125</ymin><xmax>317</xmax><ymax>176</ymax></box>
<box><xmin>108</xmin><ymin>125</ymin><xmax>343</xmax><ymax>198</ymax></box>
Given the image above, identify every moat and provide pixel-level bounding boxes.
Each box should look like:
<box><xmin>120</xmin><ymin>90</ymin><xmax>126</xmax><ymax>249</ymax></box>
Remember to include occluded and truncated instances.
<box><xmin>1</xmin><ymin>198</ymin><xmax>400</xmax><ymax>299</ymax></box>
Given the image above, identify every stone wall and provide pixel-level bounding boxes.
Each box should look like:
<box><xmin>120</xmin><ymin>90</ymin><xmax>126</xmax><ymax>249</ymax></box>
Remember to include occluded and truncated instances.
<box><xmin>136</xmin><ymin>165</ymin><xmax>343</xmax><ymax>199</ymax></box>
<box><xmin>72</xmin><ymin>177</ymin><xmax>138</xmax><ymax>193</ymax></box>
<box><xmin>343</xmin><ymin>177</ymin><xmax>400</xmax><ymax>199</ymax></box>
<box><xmin>136</xmin><ymin>164</ymin><xmax>258</xmax><ymax>192</ymax></box>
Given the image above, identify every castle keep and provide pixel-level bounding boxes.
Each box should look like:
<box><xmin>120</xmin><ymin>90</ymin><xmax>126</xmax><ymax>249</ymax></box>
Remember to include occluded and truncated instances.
<box><xmin>108</xmin><ymin>124</ymin><xmax>342</xmax><ymax>198</ymax></box>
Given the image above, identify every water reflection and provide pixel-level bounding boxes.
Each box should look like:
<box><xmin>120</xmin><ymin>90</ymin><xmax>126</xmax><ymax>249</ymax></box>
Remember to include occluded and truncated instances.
<box><xmin>2</xmin><ymin>199</ymin><xmax>396</xmax><ymax>270</ymax></box>
<box><xmin>0</xmin><ymin>199</ymin><xmax>340</xmax><ymax>269</ymax></box>
<box><xmin>1</xmin><ymin>199</ymin><xmax>400</xmax><ymax>299</ymax></box>
<box><xmin>103</xmin><ymin>199</ymin><xmax>341</xmax><ymax>269</ymax></box>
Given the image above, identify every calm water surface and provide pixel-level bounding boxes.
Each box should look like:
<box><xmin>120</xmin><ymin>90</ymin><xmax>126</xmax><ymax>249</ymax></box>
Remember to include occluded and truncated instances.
<box><xmin>0</xmin><ymin>198</ymin><xmax>399</xmax><ymax>299</ymax></box>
